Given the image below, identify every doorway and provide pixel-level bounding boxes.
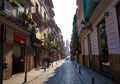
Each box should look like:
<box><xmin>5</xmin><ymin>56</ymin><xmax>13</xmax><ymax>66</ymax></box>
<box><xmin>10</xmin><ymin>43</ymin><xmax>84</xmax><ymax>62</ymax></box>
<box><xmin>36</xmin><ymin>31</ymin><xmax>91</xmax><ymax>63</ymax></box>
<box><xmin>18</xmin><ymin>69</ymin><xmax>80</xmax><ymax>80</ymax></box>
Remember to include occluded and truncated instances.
<box><xmin>82</xmin><ymin>40</ymin><xmax>85</xmax><ymax>65</ymax></box>
<box><xmin>12</xmin><ymin>43</ymin><xmax>25</xmax><ymax>74</ymax></box>
<box><xmin>97</xmin><ymin>19</ymin><xmax>110</xmax><ymax>77</ymax></box>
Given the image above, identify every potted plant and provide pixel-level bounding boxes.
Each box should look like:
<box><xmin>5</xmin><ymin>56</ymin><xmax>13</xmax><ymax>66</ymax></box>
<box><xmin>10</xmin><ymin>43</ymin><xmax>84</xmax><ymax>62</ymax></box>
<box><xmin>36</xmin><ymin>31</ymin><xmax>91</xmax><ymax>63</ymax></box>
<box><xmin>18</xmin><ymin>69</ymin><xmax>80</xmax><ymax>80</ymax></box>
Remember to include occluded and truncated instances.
<box><xmin>10</xmin><ymin>1</ymin><xmax>19</xmax><ymax>8</ymax></box>
<box><xmin>22</xmin><ymin>12</ymin><xmax>29</xmax><ymax>20</ymax></box>
<box><xmin>31</xmin><ymin>21</ymin><xmax>34</xmax><ymax>25</ymax></box>
<box><xmin>28</xmin><ymin>17</ymin><xmax>34</xmax><ymax>25</ymax></box>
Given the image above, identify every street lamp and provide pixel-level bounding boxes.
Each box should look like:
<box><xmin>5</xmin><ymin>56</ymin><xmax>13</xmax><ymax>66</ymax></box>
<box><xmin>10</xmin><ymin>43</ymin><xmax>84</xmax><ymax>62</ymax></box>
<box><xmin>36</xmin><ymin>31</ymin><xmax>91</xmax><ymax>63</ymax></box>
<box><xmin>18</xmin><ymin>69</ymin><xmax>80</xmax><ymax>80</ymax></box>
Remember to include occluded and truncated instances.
<box><xmin>50</xmin><ymin>41</ymin><xmax>53</xmax><ymax>67</ymax></box>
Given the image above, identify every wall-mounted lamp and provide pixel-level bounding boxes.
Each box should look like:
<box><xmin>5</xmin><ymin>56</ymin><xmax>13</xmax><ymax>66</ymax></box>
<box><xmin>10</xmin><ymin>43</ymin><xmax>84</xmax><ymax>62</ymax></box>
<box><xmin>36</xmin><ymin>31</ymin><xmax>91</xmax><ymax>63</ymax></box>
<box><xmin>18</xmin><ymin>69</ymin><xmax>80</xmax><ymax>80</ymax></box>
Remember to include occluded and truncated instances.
<box><xmin>81</xmin><ymin>20</ymin><xmax>93</xmax><ymax>31</ymax></box>
<box><xmin>81</xmin><ymin>20</ymin><xmax>85</xmax><ymax>28</ymax></box>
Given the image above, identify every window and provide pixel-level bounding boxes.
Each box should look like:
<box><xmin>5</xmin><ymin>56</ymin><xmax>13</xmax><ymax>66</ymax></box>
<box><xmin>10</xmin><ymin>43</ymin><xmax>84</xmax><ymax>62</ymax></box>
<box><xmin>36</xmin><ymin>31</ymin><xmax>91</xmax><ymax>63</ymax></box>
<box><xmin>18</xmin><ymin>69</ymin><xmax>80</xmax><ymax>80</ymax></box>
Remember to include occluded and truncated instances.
<box><xmin>44</xmin><ymin>12</ymin><xmax>46</xmax><ymax>22</ymax></box>
<box><xmin>97</xmin><ymin>19</ymin><xmax>110</xmax><ymax>77</ymax></box>
<box><xmin>0</xmin><ymin>0</ymin><xmax>4</xmax><ymax>10</ymax></box>
<box><xmin>36</xmin><ymin>3</ymin><xmax>38</xmax><ymax>13</ymax></box>
<box><xmin>40</xmin><ymin>3</ymin><xmax>42</xmax><ymax>13</ymax></box>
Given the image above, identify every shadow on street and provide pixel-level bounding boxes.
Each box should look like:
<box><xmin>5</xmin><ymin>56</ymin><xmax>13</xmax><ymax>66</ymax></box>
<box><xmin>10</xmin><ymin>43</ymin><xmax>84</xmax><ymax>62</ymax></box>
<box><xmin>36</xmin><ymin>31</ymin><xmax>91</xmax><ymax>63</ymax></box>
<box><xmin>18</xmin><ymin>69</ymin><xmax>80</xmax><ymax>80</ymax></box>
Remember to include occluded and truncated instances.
<box><xmin>43</xmin><ymin>60</ymin><xmax>83</xmax><ymax>84</ymax></box>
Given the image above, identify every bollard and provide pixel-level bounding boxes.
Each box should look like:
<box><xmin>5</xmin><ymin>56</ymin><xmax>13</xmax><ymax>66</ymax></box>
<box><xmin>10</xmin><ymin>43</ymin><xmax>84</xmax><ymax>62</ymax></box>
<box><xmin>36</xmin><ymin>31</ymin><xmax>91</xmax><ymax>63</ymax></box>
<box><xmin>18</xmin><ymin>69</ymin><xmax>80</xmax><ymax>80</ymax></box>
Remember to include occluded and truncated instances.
<box><xmin>52</xmin><ymin>61</ymin><xmax>53</xmax><ymax>67</ymax></box>
<box><xmin>79</xmin><ymin>66</ymin><xmax>81</xmax><ymax>74</ymax></box>
<box><xmin>75</xmin><ymin>64</ymin><xmax>77</xmax><ymax>68</ymax></box>
<box><xmin>91</xmin><ymin>77</ymin><xmax>95</xmax><ymax>84</ymax></box>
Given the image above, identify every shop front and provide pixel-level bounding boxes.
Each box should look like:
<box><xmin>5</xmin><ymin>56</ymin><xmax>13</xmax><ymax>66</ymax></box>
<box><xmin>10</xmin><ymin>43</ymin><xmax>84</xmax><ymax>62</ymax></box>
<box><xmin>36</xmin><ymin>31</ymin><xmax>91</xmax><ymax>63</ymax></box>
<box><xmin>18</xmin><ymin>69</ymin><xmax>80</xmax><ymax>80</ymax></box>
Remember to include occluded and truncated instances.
<box><xmin>97</xmin><ymin>19</ymin><xmax>110</xmax><ymax>77</ymax></box>
<box><xmin>12</xmin><ymin>33</ymin><xmax>26</xmax><ymax>74</ymax></box>
<box><xmin>31</xmin><ymin>36</ymin><xmax>42</xmax><ymax>68</ymax></box>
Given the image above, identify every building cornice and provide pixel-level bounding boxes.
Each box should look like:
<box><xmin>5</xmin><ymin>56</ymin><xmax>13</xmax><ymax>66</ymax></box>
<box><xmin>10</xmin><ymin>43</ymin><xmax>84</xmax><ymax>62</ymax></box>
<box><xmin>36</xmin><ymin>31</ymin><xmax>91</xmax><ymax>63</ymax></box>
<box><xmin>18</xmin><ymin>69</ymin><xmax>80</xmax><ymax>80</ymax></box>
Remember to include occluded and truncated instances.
<box><xmin>89</xmin><ymin>0</ymin><xmax>112</xmax><ymax>24</ymax></box>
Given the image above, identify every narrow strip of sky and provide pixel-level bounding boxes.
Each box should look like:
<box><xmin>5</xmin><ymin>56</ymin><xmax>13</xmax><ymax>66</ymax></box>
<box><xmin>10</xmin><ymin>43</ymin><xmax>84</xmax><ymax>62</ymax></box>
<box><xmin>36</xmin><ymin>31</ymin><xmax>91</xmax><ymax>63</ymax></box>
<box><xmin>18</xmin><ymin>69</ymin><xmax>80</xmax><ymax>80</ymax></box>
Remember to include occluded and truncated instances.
<box><xmin>53</xmin><ymin>0</ymin><xmax>77</xmax><ymax>41</ymax></box>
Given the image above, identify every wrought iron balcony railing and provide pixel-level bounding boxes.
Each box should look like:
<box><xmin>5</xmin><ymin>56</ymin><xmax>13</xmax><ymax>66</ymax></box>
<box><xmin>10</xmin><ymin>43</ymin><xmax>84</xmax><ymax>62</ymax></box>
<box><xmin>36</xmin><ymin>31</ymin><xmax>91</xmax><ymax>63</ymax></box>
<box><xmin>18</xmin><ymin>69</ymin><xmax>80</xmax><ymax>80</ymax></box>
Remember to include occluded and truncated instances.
<box><xmin>20</xmin><ymin>0</ymin><xmax>34</xmax><ymax>8</ymax></box>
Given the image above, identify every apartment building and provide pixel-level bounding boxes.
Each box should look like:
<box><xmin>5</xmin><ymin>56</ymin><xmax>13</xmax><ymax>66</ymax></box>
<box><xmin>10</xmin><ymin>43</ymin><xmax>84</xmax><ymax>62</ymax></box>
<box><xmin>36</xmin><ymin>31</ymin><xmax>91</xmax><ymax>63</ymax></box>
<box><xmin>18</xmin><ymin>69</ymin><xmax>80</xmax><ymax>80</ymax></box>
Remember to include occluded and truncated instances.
<box><xmin>0</xmin><ymin>0</ymin><xmax>64</xmax><ymax>81</ymax></box>
<box><xmin>0</xmin><ymin>0</ymin><xmax>35</xmax><ymax>79</ymax></box>
<box><xmin>76</xmin><ymin>0</ymin><xmax>120</xmax><ymax>84</ymax></box>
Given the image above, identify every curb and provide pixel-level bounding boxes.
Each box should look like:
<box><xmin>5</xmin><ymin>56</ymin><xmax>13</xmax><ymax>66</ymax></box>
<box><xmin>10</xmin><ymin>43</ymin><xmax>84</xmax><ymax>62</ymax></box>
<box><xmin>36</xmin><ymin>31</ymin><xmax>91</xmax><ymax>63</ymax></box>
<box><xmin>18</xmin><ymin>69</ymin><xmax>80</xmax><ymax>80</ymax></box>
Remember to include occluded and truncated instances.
<box><xmin>71</xmin><ymin>61</ymin><xmax>84</xmax><ymax>84</ymax></box>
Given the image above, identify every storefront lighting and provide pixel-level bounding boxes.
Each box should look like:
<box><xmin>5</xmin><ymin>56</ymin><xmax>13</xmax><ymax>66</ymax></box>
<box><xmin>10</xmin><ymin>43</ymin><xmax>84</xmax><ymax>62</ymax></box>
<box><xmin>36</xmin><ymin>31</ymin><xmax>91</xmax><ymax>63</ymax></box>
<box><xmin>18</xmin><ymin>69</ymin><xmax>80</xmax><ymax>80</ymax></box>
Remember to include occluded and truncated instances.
<box><xmin>20</xmin><ymin>40</ymin><xmax>24</xmax><ymax>44</ymax></box>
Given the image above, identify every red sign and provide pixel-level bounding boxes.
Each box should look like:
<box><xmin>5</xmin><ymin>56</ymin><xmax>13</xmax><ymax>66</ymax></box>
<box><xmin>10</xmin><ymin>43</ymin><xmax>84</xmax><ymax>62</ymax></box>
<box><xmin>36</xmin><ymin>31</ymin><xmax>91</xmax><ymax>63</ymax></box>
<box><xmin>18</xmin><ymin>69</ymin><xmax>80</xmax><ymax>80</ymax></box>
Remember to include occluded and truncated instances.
<box><xmin>14</xmin><ymin>33</ymin><xmax>26</xmax><ymax>44</ymax></box>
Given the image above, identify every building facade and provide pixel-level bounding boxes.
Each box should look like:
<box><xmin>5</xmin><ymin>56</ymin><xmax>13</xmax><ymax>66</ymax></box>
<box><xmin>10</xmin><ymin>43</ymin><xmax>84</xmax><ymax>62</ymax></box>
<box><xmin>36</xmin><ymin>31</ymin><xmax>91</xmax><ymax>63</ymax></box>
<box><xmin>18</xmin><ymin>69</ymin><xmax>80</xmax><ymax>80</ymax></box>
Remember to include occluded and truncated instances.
<box><xmin>0</xmin><ymin>0</ymin><xmax>64</xmax><ymax>81</ymax></box>
<box><xmin>75</xmin><ymin>0</ymin><xmax>120</xmax><ymax>84</ymax></box>
<box><xmin>0</xmin><ymin>0</ymin><xmax>34</xmax><ymax>79</ymax></box>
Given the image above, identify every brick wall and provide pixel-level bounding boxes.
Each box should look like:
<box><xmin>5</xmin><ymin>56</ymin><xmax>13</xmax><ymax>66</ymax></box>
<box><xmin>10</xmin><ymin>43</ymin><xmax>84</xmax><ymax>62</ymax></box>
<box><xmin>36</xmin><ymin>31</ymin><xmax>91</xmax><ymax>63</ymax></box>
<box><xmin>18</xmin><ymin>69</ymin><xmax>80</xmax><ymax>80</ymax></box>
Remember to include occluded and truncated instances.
<box><xmin>78</xmin><ymin>54</ymin><xmax>83</xmax><ymax>64</ymax></box>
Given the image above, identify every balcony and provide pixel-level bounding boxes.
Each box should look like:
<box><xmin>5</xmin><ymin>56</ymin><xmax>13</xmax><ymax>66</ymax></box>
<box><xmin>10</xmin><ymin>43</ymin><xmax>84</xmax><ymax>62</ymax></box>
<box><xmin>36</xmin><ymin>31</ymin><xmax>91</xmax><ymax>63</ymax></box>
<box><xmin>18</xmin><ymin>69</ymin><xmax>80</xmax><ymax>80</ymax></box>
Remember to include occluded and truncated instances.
<box><xmin>82</xmin><ymin>0</ymin><xmax>100</xmax><ymax>20</ymax></box>
<box><xmin>49</xmin><ymin>10</ymin><xmax>55</xmax><ymax>17</ymax></box>
<box><xmin>20</xmin><ymin>0</ymin><xmax>34</xmax><ymax>8</ymax></box>
<box><xmin>31</xmin><ymin>35</ymin><xmax>42</xmax><ymax>48</ymax></box>
<box><xmin>48</xmin><ymin>19</ymin><xmax>55</xmax><ymax>28</ymax></box>
<box><xmin>0</xmin><ymin>1</ymin><xmax>33</xmax><ymax>32</ymax></box>
<box><xmin>32</xmin><ymin>9</ymin><xmax>43</xmax><ymax>27</ymax></box>
<box><xmin>48</xmin><ymin>29</ymin><xmax>54</xmax><ymax>41</ymax></box>
<box><xmin>42</xmin><ymin>19</ymin><xmax>48</xmax><ymax>28</ymax></box>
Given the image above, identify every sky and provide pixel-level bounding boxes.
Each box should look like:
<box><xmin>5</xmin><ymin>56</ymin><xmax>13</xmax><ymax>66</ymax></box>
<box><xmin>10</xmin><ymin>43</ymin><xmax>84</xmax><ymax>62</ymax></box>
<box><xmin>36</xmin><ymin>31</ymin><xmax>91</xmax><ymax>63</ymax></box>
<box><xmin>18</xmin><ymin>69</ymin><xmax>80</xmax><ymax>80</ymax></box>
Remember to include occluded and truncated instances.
<box><xmin>52</xmin><ymin>0</ymin><xmax>77</xmax><ymax>42</ymax></box>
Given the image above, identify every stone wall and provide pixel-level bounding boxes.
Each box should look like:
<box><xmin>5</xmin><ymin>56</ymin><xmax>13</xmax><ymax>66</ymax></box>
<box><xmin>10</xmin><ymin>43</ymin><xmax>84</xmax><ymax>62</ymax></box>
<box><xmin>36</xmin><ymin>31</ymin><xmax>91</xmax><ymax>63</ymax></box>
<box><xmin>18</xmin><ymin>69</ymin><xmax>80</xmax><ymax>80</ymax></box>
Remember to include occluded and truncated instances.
<box><xmin>110</xmin><ymin>54</ymin><xmax>120</xmax><ymax>84</ymax></box>
<box><xmin>94</xmin><ymin>55</ymin><xmax>101</xmax><ymax>73</ymax></box>
<box><xmin>84</xmin><ymin>55</ymin><xmax>90</xmax><ymax>68</ymax></box>
<box><xmin>3</xmin><ymin>43</ymin><xmax>13</xmax><ymax>79</ymax></box>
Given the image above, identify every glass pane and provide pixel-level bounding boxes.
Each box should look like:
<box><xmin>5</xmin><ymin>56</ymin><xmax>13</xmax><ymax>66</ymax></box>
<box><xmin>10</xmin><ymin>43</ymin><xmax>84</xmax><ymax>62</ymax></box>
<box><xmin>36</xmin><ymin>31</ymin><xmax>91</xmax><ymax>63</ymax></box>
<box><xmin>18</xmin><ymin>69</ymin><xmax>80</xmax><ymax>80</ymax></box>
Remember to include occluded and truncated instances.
<box><xmin>98</xmin><ymin>19</ymin><xmax>111</xmax><ymax>77</ymax></box>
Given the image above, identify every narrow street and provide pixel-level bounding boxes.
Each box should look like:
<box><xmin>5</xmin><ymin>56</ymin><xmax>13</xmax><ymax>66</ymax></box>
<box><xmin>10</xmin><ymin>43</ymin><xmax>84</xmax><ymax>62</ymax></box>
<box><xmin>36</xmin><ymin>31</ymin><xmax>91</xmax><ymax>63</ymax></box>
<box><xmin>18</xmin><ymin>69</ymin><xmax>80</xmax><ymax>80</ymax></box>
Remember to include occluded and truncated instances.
<box><xmin>29</xmin><ymin>59</ymin><xmax>83</xmax><ymax>84</ymax></box>
<box><xmin>0</xmin><ymin>0</ymin><xmax>120</xmax><ymax>84</ymax></box>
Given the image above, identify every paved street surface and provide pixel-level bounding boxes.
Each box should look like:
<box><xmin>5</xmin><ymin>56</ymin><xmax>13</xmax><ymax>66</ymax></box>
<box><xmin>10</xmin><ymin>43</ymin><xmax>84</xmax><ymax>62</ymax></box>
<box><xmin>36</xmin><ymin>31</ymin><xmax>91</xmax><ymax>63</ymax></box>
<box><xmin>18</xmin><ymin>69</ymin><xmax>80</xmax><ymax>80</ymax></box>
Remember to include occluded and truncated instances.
<box><xmin>29</xmin><ymin>59</ymin><xmax>83</xmax><ymax>84</ymax></box>
<box><xmin>3</xmin><ymin>58</ymin><xmax>113</xmax><ymax>84</ymax></box>
<box><xmin>3</xmin><ymin>60</ymin><xmax>63</xmax><ymax>84</ymax></box>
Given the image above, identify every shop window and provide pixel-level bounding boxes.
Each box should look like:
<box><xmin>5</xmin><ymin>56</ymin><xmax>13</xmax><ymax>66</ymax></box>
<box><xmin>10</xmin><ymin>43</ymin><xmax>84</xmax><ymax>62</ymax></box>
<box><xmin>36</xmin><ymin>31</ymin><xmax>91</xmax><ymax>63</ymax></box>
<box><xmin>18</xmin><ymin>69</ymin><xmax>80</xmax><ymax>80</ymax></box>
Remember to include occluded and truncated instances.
<box><xmin>97</xmin><ymin>19</ymin><xmax>110</xmax><ymax>77</ymax></box>
<box><xmin>0</xmin><ymin>0</ymin><xmax>4</xmax><ymax>10</ymax></box>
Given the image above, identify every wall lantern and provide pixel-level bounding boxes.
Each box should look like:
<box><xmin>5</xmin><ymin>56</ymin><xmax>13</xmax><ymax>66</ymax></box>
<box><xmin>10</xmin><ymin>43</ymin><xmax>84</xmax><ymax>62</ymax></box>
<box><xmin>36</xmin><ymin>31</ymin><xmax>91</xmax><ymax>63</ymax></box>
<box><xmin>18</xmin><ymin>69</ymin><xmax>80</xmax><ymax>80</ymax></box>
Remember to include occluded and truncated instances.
<box><xmin>81</xmin><ymin>20</ymin><xmax>85</xmax><ymax>28</ymax></box>
<box><xmin>81</xmin><ymin>20</ymin><xmax>93</xmax><ymax>31</ymax></box>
